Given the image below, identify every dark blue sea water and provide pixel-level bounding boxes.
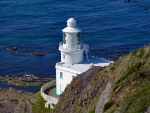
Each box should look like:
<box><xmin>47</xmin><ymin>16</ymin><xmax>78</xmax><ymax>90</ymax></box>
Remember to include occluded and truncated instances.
<box><xmin>0</xmin><ymin>0</ymin><xmax>150</xmax><ymax>77</ymax></box>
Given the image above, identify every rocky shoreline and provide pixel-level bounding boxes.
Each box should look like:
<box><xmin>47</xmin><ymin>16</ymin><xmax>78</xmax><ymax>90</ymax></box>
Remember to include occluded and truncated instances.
<box><xmin>0</xmin><ymin>88</ymin><xmax>34</xmax><ymax>113</ymax></box>
<box><xmin>0</xmin><ymin>74</ymin><xmax>54</xmax><ymax>113</ymax></box>
<box><xmin>0</xmin><ymin>74</ymin><xmax>54</xmax><ymax>92</ymax></box>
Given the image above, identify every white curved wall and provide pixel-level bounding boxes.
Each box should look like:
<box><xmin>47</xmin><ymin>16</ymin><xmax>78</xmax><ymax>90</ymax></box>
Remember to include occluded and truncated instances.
<box><xmin>40</xmin><ymin>81</ymin><xmax>59</xmax><ymax>108</ymax></box>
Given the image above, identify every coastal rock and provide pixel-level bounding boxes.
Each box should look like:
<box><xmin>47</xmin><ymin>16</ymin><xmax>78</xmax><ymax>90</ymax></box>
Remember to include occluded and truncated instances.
<box><xmin>0</xmin><ymin>89</ymin><xmax>33</xmax><ymax>113</ymax></box>
<box><xmin>6</xmin><ymin>47</ymin><xmax>18</xmax><ymax>52</ymax></box>
<box><xmin>95</xmin><ymin>81</ymin><xmax>113</xmax><ymax>113</ymax></box>
<box><xmin>32</xmin><ymin>51</ymin><xmax>48</xmax><ymax>56</ymax></box>
<box><xmin>145</xmin><ymin>107</ymin><xmax>150</xmax><ymax>113</ymax></box>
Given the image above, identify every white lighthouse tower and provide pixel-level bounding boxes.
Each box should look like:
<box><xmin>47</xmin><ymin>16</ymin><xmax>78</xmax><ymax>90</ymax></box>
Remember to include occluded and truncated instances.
<box><xmin>56</xmin><ymin>18</ymin><xmax>84</xmax><ymax>95</ymax></box>
<box><xmin>55</xmin><ymin>18</ymin><xmax>112</xmax><ymax>96</ymax></box>
<box><xmin>60</xmin><ymin>18</ymin><xmax>84</xmax><ymax>65</ymax></box>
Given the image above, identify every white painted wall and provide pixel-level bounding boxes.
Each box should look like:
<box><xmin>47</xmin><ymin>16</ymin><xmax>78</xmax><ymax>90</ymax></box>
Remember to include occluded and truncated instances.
<box><xmin>60</xmin><ymin>49</ymin><xmax>84</xmax><ymax>65</ymax></box>
<box><xmin>56</xmin><ymin>68</ymin><xmax>78</xmax><ymax>95</ymax></box>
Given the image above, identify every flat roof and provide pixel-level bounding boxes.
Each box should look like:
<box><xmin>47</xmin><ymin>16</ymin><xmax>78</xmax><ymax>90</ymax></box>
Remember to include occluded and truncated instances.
<box><xmin>56</xmin><ymin>57</ymin><xmax>113</xmax><ymax>74</ymax></box>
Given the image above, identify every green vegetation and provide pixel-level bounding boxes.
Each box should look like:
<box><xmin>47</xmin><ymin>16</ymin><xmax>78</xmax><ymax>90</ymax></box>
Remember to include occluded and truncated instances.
<box><xmin>7</xmin><ymin>79</ymin><xmax>43</xmax><ymax>87</ymax></box>
<box><xmin>104</xmin><ymin>46</ymin><xmax>150</xmax><ymax>113</ymax></box>
<box><xmin>0</xmin><ymin>76</ymin><xmax>52</xmax><ymax>87</ymax></box>
<box><xmin>32</xmin><ymin>93</ymin><xmax>54</xmax><ymax>113</ymax></box>
<box><xmin>89</xmin><ymin>109</ymin><xmax>95</xmax><ymax>113</ymax></box>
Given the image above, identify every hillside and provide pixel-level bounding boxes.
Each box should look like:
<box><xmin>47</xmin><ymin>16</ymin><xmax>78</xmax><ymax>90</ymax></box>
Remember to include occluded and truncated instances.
<box><xmin>0</xmin><ymin>89</ymin><xmax>34</xmax><ymax>113</ymax></box>
<box><xmin>54</xmin><ymin>46</ymin><xmax>150</xmax><ymax>113</ymax></box>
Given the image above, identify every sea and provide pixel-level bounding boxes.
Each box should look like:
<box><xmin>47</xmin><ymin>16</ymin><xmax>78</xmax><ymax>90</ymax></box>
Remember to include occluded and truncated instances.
<box><xmin>0</xmin><ymin>0</ymin><xmax>150</xmax><ymax>77</ymax></box>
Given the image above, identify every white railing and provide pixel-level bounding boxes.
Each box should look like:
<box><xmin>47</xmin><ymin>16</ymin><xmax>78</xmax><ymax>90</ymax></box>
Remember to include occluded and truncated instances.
<box><xmin>59</xmin><ymin>41</ymin><xmax>84</xmax><ymax>52</ymax></box>
<box><xmin>40</xmin><ymin>81</ymin><xmax>59</xmax><ymax>108</ymax></box>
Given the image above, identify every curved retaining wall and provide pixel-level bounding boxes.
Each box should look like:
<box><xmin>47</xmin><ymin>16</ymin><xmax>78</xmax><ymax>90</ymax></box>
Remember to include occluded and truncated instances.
<box><xmin>40</xmin><ymin>80</ymin><xmax>59</xmax><ymax>108</ymax></box>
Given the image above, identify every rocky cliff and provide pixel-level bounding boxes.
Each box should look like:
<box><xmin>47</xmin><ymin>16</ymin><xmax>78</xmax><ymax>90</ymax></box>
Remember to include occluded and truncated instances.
<box><xmin>54</xmin><ymin>46</ymin><xmax>150</xmax><ymax>113</ymax></box>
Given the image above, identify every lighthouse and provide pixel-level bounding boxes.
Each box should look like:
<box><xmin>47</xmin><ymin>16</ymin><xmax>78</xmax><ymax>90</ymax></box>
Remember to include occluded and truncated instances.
<box><xmin>55</xmin><ymin>18</ymin><xmax>112</xmax><ymax>96</ymax></box>
<box><xmin>56</xmin><ymin>18</ymin><xmax>84</xmax><ymax>95</ymax></box>
<box><xmin>40</xmin><ymin>18</ymin><xmax>113</xmax><ymax>108</ymax></box>
<box><xmin>59</xmin><ymin>18</ymin><xmax>84</xmax><ymax>65</ymax></box>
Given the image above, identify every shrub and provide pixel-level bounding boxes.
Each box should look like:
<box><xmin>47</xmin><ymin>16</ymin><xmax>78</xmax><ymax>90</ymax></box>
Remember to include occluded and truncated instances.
<box><xmin>32</xmin><ymin>93</ymin><xmax>54</xmax><ymax>113</ymax></box>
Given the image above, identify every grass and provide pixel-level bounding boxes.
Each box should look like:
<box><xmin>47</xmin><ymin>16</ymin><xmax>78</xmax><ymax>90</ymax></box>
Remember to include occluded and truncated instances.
<box><xmin>0</xmin><ymin>77</ymin><xmax>43</xmax><ymax>87</ymax></box>
<box><xmin>7</xmin><ymin>79</ymin><xmax>43</xmax><ymax>87</ymax></box>
<box><xmin>118</xmin><ymin>82</ymin><xmax>150</xmax><ymax>113</ymax></box>
<box><xmin>103</xmin><ymin>47</ymin><xmax>150</xmax><ymax>113</ymax></box>
<box><xmin>89</xmin><ymin>110</ymin><xmax>95</xmax><ymax>113</ymax></box>
<box><xmin>32</xmin><ymin>93</ymin><xmax>54</xmax><ymax>113</ymax></box>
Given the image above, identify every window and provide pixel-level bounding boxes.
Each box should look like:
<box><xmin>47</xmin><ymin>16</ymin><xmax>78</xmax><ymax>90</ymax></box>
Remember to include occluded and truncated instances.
<box><xmin>60</xmin><ymin>72</ymin><xmax>63</xmax><ymax>79</ymax></box>
<box><xmin>63</xmin><ymin>33</ymin><xmax>66</xmax><ymax>44</ymax></box>
<box><xmin>77</xmin><ymin>33</ymin><xmax>80</xmax><ymax>44</ymax></box>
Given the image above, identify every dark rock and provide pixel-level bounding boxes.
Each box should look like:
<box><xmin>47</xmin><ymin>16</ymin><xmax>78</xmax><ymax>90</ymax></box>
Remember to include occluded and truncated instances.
<box><xmin>6</xmin><ymin>47</ymin><xmax>18</xmax><ymax>52</ymax></box>
<box><xmin>32</xmin><ymin>51</ymin><xmax>48</xmax><ymax>56</ymax></box>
